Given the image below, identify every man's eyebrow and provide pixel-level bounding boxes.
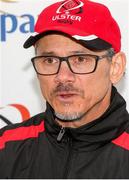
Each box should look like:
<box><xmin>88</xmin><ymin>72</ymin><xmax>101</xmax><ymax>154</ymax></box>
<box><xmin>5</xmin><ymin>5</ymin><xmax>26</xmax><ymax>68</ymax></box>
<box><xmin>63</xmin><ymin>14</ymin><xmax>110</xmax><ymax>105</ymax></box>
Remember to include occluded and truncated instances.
<box><xmin>39</xmin><ymin>50</ymin><xmax>89</xmax><ymax>56</ymax></box>
<box><xmin>38</xmin><ymin>51</ymin><xmax>56</xmax><ymax>56</ymax></box>
<box><xmin>69</xmin><ymin>50</ymin><xmax>89</xmax><ymax>54</ymax></box>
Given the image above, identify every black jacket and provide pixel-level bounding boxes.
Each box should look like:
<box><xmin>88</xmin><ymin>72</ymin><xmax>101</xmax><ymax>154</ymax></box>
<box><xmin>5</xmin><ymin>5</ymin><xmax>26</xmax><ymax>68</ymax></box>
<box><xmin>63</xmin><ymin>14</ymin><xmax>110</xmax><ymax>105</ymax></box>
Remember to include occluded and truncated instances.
<box><xmin>0</xmin><ymin>87</ymin><xmax>129</xmax><ymax>179</ymax></box>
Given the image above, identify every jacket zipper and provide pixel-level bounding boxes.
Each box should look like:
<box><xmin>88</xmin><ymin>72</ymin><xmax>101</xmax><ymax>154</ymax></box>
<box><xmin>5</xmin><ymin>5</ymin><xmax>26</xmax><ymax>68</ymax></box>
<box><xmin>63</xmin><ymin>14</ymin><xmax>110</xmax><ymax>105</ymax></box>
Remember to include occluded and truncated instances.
<box><xmin>57</xmin><ymin>127</ymin><xmax>65</xmax><ymax>142</ymax></box>
<box><xmin>57</xmin><ymin>127</ymin><xmax>73</xmax><ymax>178</ymax></box>
<box><xmin>63</xmin><ymin>136</ymin><xmax>73</xmax><ymax>178</ymax></box>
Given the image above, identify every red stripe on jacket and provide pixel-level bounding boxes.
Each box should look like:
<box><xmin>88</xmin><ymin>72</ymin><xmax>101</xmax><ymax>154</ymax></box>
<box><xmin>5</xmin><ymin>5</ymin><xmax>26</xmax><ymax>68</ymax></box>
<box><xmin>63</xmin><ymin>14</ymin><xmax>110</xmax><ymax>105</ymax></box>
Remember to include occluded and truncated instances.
<box><xmin>0</xmin><ymin>121</ymin><xmax>45</xmax><ymax>150</ymax></box>
<box><xmin>112</xmin><ymin>132</ymin><xmax>129</xmax><ymax>151</ymax></box>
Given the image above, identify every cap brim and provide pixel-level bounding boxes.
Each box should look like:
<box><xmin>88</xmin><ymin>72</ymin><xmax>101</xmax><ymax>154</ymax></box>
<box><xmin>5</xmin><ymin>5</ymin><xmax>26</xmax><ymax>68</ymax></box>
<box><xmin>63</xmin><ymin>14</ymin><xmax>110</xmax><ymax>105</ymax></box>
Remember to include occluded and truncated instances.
<box><xmin>23</xmin><ymin>31</ymin><xmax>112</xmax><ymax>51</ymax></box>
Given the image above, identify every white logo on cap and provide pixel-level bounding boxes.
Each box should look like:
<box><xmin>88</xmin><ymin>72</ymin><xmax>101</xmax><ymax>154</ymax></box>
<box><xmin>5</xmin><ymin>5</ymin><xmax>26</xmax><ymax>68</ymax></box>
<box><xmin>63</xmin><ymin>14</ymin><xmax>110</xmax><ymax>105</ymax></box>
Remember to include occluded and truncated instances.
<box><xmin>56</xmin><ymin>0</ymin><xmax>84</xmax><ymax>14</ymax></box>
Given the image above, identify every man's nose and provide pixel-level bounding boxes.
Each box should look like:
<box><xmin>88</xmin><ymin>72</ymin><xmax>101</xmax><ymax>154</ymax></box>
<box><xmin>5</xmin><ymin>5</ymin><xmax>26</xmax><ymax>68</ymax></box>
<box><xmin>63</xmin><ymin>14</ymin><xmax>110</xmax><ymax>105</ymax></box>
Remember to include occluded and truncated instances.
<box><xmin>54</xmin><ymin>61</ymin><xmax>76</xmax><ymax>83</ymax></box>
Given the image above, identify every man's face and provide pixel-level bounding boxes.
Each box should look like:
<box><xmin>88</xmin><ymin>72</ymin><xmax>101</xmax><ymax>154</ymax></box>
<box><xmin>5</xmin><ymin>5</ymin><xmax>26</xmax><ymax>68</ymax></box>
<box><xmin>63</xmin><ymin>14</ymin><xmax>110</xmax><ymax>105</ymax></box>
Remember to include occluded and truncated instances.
<box><xmin>35</xmin><ymin>34</ymin><xmax>112</xmax><ymax>124</ymax></box>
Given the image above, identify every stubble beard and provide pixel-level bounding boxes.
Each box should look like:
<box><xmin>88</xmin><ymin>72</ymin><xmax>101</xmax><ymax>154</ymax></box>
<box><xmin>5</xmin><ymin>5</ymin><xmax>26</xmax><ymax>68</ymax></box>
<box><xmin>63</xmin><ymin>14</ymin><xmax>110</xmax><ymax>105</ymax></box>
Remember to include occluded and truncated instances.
<box><xmin>54</xmin><ymin>103</ymin><xmax>87</xmax><ymax>122</ymax></box>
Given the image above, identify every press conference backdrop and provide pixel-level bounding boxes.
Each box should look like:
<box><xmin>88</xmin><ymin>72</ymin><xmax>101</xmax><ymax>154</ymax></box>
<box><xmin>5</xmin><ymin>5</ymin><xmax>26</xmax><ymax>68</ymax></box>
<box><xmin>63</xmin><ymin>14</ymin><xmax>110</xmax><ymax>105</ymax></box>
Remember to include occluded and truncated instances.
<box><xmin>0</xmin><ymin>0</ymin><xmax>129</xmax><ymax>128</ymax></box>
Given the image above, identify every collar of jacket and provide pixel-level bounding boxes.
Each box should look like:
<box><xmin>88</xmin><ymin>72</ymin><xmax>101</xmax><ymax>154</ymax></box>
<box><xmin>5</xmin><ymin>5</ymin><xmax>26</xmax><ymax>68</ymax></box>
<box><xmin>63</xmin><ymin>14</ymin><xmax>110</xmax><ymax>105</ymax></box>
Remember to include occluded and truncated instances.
<box><xmin>43</xmin><ymin>86</ymin><xmax>129</xmax><ymax>151</ymax></box>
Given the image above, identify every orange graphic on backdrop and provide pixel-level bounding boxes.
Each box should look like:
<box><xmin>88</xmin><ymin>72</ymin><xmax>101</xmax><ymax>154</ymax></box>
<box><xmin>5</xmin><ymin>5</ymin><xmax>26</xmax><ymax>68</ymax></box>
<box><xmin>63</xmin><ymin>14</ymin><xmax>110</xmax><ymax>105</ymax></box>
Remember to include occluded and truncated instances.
<box><xmin>0</xmin><ymin>104</ymin><xmax>30</xmax><ymax>125</ymax></box>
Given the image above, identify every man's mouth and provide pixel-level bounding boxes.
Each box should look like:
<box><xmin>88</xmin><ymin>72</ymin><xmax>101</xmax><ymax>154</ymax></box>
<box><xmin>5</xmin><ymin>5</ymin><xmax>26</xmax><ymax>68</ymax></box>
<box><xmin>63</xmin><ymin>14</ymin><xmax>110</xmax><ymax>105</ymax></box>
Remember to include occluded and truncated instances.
<box><xmin>56</xmin><ymin>92</ymin><xmax>78</xmax><ymax>101</ymax></box>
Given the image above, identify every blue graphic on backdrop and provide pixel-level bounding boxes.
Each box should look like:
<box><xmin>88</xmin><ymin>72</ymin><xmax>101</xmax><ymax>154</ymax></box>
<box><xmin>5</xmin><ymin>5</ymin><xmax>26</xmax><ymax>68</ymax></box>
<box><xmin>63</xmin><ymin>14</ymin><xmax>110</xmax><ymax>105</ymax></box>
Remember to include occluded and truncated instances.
<box><xmin>0</xmin><ymin>14</ymin><xmax>35</xmax><ymax>41</ymax></box>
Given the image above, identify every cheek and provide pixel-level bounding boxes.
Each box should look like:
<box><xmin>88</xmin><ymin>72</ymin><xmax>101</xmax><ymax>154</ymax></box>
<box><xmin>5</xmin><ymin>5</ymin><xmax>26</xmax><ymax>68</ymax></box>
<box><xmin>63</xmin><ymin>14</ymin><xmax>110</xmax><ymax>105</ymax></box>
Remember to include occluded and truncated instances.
<box><xmin>81</xmin><ymin>64</ymin><xmax>111</xmax><ymax>101</ymax></box>
<box><xmin>38</xmin><ymin>76</ymin><xmax>54</xmax><ymax>101</ymax></box>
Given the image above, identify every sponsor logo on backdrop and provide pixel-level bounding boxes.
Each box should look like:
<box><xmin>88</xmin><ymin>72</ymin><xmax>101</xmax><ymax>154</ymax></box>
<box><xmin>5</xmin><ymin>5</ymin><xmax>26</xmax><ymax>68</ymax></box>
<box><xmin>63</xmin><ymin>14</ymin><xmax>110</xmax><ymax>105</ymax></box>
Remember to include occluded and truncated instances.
<box><xmin>0</xmin><ymin>104</ymin><xmax>30</xmax><ymax>126</ymax></box>
<box><xmin>0</xmin><ymin>0</ymin><xmax>35</xmax><ymax>41</ymax></box>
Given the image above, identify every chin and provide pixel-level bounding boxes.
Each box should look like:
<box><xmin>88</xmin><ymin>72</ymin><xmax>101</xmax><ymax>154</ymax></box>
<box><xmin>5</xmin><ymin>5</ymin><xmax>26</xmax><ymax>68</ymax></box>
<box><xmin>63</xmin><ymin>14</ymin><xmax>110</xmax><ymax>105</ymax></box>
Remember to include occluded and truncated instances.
<box><xmin>55</xmin><ymin>110</ymin><xmax>86</xmax><ymax>121</ymax></box>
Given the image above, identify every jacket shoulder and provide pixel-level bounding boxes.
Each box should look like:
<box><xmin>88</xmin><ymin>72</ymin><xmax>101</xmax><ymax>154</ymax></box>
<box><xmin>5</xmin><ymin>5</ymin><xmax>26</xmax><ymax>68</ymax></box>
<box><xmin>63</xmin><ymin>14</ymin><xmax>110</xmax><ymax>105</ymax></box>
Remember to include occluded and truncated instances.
<box><xmin>0</xmin><ymin>113</ymin><xmax>45</xmax><ymax>150</ymax></box>
<box><xmin>112</xmin><ymin>124</ymin><xmax>129</xmax><ymax>151</ymax></box>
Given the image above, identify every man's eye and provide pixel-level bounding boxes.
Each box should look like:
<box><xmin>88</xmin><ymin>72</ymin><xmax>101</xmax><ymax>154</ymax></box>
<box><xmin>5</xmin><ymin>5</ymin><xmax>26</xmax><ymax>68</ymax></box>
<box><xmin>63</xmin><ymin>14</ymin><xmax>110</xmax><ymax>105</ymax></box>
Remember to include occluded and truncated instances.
<box><xmin>76</xmin><ymin>56</ymin><xmax>94</xmax><ymax>63</ymax></box>
<box><xmin>75</xmin><ymin>56</ymin><xmax>90</xmax><ymax>63</ymax></box>
<box><xmin>77</xmin><ymin>56</ymin><xmax>86</xmax><ymax>62</ymax></box>
<box><xmin>44</xmin><ymin>57</ymin><xmax>57</xmax><ymax>64</ymax></box>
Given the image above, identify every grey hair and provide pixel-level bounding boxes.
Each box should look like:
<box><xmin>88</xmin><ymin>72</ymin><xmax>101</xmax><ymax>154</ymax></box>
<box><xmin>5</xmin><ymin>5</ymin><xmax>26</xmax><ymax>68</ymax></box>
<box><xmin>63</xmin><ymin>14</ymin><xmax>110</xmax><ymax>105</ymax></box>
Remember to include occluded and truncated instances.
<box><xmin>107</xmin><ymin>48</ymin><xmax>115</xmax><ymax>58</ymax></box>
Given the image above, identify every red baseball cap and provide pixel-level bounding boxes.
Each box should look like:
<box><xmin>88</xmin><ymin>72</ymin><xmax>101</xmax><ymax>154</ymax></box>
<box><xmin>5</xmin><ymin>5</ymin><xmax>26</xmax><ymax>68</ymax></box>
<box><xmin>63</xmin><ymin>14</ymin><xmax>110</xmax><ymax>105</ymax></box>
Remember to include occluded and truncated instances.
<box><xmin>23</xmin><ymin>0</ymin><xmax>121</xmax><ymax>52</ymax></box>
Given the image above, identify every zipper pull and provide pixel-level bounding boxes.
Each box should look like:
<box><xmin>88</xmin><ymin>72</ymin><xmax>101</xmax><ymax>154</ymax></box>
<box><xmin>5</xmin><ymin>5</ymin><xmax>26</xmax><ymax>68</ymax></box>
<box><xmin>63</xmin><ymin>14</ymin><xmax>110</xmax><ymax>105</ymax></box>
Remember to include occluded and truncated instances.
<box><xmin>57</xmin><ymin>127</ymin><xmax>65</xmax><ymax>142</ymax></box>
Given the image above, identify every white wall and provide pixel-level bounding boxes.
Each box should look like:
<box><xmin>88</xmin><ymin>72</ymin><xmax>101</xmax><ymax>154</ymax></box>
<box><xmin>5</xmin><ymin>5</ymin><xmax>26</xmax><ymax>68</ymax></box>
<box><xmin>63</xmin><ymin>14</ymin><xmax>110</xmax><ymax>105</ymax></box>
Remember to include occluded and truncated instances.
<box><xmin>0</xmin><ymin>0</ymin><xmax>129</xmax><ymax>128</ymax></box>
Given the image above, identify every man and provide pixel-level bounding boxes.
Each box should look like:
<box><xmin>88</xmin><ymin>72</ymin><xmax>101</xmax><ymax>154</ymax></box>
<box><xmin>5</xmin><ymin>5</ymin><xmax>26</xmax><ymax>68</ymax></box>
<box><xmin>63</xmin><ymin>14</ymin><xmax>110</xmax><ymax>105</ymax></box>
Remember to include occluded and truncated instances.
<box><xmin>0</xmin><ymin>0</ymin><xmax>129</xmax><ymax>178</ymax></box>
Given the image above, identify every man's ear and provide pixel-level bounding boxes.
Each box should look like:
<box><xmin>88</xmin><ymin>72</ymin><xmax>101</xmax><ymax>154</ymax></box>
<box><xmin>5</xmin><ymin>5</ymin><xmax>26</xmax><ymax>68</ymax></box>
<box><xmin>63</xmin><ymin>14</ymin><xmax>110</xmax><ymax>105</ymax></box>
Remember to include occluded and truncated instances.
<box><xmin>110</xmin><ymin>52</ymin><xmax>126</xmax><ymax>84</ymax></box>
